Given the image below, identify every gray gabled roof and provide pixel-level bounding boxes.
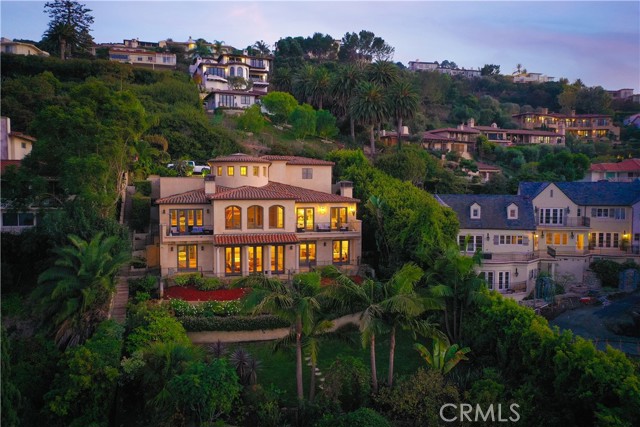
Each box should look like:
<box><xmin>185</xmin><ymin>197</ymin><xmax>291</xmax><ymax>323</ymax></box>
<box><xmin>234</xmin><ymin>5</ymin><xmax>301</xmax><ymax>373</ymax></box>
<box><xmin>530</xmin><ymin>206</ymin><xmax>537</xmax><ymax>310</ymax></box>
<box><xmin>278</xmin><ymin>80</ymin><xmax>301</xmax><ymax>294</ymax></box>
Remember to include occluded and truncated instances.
<box><xmin>436</xmin><ymin>194</ymin><xmax>536</xmax><ymax>230</ymax></box>
<box><xmin>518</xmin><ymin>181</ymin><xmax>640</xmax><ymax>206</ymax></box>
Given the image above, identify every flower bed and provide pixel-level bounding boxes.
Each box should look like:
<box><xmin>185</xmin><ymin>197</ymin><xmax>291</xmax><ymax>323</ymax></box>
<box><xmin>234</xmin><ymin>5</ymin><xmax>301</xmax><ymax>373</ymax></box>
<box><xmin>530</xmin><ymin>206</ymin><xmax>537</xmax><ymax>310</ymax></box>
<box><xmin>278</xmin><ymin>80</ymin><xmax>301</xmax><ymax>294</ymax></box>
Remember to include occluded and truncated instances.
<box><xmin>164</xmin><ymin>285</ymin><xmax>248</xmax><ymax>301</ymax></box>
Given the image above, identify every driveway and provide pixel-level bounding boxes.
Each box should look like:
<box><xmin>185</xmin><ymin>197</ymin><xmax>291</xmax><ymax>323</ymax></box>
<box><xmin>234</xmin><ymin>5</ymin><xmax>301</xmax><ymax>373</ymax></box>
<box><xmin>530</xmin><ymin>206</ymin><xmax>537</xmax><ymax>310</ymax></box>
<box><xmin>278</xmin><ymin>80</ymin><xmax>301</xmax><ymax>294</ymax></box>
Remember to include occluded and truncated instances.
<box><xmin>550</xmin><ymin>293</ymin><xmax>640</xmax><ymax>357</ymax></box>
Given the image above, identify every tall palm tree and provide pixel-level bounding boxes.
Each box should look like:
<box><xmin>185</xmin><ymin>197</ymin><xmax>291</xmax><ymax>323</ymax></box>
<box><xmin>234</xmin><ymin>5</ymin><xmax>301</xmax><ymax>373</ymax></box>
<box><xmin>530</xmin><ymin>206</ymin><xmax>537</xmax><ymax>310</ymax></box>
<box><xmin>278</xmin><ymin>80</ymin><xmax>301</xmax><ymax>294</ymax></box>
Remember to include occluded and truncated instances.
<box><xmin>350</xmin><ymin>81</ymin><xmax>387</xmax><ymax>158</ymax></box>
<box><xmin>253</xmin><ymin>40</ymin><xmax>271</xmax><ymax>56</ymax></box>
<box><xmin>366</xmin><ymin>60</ymin><xmax>399</xmax><ymax>88</ymax></box>
<box><xmin>292</xmin><ymin>64</ymin><xmax>316</xmax><ymax>105</ymax></box>
<box><xmin>427</xmin><ymin>245</ymin><xmax>488</xmax><ymax>343</ymax></box>
<box><xmin>36</xmin><ymin>233</ymin><xmax>129</xmax><ymax>349</ymax></box>
<box><xmin>239</xmin><ymin>272</ymin><xmax>325</xmax><ymax>400</ymax></box>
<box><xmin>380</xmin><ymin>263</ymin><xmax>444</xmax><ymax>387</ymax></box>
<box><xmin>310</xmin><ymin>67</ymin><xmax>331</xmax><ymax>110</ymax></box>
<box><xmin>322</xmin><ymin>267</ymin><xmax>385</xmax><ymax>392</ymax></box>
<box><xmin>386</xmin><ymin>80</ymin><xmax>419</xmax><ymax>150</ymax></box>
<box><xmin>331</xmin><ymin>64</ymin><xmax>364</xmax><ymax>143</ymax></box>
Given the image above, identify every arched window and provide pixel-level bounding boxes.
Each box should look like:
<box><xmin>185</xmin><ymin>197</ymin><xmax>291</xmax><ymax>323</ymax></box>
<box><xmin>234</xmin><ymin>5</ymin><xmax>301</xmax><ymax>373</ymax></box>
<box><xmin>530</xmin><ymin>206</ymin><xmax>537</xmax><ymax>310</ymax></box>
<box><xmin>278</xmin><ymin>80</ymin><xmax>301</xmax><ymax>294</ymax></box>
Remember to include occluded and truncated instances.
<box><xmin>225</xmin><ymin>206</ymin><xmax>241</xmax><ymax>229</ymax></box>
<box><xmin>269</xmin><ymin>205</ymin><xmax>284</xmax><ymax>229</ymax></box>
<box><xmin>247</xmin><ymin>205</ymin><xmax>264</xmax><ymax>229</ymax></box>
<box><xmin>238</xmin><ymin>67</ymin><xmax>244</xmax><ymax>77</ymax></box>
<box><xmin>229</xmin><ymin>67</ymin><xmax>235</xmax><ymax>77</ymax></box>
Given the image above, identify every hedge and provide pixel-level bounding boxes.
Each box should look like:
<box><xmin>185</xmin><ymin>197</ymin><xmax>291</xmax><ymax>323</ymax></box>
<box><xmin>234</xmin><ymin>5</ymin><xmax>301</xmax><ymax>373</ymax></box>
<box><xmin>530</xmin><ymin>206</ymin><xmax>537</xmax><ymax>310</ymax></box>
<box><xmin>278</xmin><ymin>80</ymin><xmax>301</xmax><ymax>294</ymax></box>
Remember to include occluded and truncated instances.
<box><xmin>180</xmin><ymin>315</ymin><xmax>289</xmax><ymax>332</ymax></box>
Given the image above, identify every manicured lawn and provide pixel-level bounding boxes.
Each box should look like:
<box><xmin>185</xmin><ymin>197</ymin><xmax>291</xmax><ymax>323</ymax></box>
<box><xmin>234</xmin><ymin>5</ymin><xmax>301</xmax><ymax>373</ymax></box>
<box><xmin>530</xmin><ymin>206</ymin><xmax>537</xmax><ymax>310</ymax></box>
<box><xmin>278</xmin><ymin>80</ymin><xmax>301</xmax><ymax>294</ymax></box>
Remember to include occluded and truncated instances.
<box><xmin>220</xmin><ymin>326</ymin><xmax>426</xmax><ymax>403</ymax></box>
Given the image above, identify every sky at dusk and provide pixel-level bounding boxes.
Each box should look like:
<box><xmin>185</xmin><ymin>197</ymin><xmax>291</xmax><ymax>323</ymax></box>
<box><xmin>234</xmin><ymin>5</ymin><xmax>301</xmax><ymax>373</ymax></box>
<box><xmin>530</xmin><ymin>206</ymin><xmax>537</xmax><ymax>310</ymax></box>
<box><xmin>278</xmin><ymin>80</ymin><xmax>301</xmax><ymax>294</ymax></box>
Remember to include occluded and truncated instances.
<box><xmin>2</xmin><ymin>1</ymin><xmax>639</xmax><ymax>92</ymax></box>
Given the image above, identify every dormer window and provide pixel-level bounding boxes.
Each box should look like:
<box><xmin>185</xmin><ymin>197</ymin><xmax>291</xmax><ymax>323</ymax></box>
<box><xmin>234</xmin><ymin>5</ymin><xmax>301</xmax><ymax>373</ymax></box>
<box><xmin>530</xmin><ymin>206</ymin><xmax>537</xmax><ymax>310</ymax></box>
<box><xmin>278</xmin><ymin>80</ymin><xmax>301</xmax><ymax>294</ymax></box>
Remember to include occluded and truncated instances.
<box><xmin>470</xmin><ymin>203</ymin><xmax>481</xmax><ymax>219</ymax></box>
<box><xmin>507</xmin><ymin>203</ymin><xmax>518</xmax><ymax>219</ymax></box>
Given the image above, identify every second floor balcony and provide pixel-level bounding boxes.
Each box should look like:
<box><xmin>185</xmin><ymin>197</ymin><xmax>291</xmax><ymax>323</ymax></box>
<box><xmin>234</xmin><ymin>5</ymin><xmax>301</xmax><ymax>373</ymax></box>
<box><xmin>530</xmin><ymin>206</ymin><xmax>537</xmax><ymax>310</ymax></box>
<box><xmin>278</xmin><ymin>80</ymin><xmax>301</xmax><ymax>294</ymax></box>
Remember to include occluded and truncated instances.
<box><xmin>160</xmin><ymin>224</ymin><xmax>214</xmax><ymax>243</ymax></box>
<box><xmin>538</xmin><ymin>216</ymin><xmax>590</xmax><ymax>228</ymax></box>
<box><xmin>296</xmin><ymin>220</ymin><xmax>362</xmax><ymax>235</ymax></box>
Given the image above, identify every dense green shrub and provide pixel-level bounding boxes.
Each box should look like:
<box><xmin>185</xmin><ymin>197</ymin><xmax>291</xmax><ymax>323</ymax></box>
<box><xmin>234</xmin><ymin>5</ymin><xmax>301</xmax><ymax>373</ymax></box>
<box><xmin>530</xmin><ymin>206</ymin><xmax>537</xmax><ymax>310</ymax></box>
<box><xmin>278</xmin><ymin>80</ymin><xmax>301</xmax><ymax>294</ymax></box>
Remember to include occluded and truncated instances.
<box><xmin>237</xmin><ymin>104</ymin><xmax>266</xmax><ymax>133</ymax></box>
<box><xmin>374</xmin><ymin>368</ymin><xmax>460</xmax><ymax>427</ymax></box>
<box><xmin>173</xmin><ymin>273</ymin><xmax>222</xmax><ymax>290</ymax></box>
<box><xmin>44</xmin><ymin>320</ymin><xmax>124</xmax><ymax>427</ymax></box>
<box><xmin>128</xmin><ymin>275</ymin><xmax>157</xmax><ymax>295</ymax></box>
<box><xmin>130</xmin><ymin>194</ymin><xmax>150</xmax><ymax>232</ymax></box>
<box><xmin>589</xmin><ymin>259</ymin><xmax>626</xmax><ymax>288</ymax></box>
<box><xmin>125</xmin><ymin>304</ymin><xmax>190</xmax><ymax>354</ymax></box>
<box><xmin>168</xmin><ymin>298</ymin><xmax>241</xmax><ymax>317</ymax></box>
<box><xmin>133</xmin><ymin>180</ymin><xmax>152</xmax><ymax>197</ymax></box>
<box><xmin>463</xmin><ymin>292</ymin><xmax>640</xmax><ymax>426</ymax></box>
<box><xmin>319</xmin><ymin>356</ymin><xmax>371</xmax><ymax>412</ymax></box>
<box><xmin>316</xmin><ymin>408</ymin><xmax>391</xmax><ymax>427</ymax></box>
<box><xmin>180</xmin><ymin>315</ymin><xmax>289</xmax><ymax>332</ymax></box>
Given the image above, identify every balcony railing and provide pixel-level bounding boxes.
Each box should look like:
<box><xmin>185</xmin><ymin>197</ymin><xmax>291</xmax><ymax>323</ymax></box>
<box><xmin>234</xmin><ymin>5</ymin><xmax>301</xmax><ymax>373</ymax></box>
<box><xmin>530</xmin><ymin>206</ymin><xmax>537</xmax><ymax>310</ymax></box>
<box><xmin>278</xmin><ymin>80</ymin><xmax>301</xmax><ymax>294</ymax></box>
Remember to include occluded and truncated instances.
<box><xmin>538</xmin><ymin>216</ymin><xmax>590</xmax><ymax>227</ymax></box>
<box><xmin>490</xmin><ymin>280</ymin><xmax>528</xmax><ymax>295</ymax></box>
<box><xmin>479</xmin><ymin>252</ymin><xmax>539</xmax><ymax>262</ymax></box>
<box><xmin>296</xmin><ymin>221</ymin><xmax>361</xmax><ymax>233</ymax></box>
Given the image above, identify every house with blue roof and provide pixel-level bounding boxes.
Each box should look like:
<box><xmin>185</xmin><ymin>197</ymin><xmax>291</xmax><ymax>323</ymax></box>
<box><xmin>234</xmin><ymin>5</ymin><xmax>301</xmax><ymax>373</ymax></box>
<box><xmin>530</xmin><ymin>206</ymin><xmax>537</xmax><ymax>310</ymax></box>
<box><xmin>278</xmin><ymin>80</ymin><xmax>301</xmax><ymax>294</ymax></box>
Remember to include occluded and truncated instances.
<box><xmin>518</xmin><ymin>181</ymin><xmax>640</xmax><ymax>282</ymax></box>
<box><xmin>436</xmin><ymin>194</ymin><xmax>540</xmax><ymax>299</ymax></box>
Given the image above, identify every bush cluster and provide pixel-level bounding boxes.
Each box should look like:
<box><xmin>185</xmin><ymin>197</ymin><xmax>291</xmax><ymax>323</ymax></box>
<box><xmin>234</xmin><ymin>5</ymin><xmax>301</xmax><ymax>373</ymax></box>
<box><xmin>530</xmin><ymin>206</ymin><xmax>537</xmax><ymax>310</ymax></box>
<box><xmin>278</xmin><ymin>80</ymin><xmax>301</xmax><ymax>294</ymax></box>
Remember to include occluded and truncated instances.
<box><xmin>173</xmin><ymin>273</ymin><xmax>222</xmax><ymax>290</ymax></box>
<box><xmin>180</xmin><ymin>315</ymin><xmax>289</xmax><ymax>332</ymax></box>
<box><xmin>168</xmin><ymin>298</ymin><xmax>242</xmax><ymax>317</ymax></box>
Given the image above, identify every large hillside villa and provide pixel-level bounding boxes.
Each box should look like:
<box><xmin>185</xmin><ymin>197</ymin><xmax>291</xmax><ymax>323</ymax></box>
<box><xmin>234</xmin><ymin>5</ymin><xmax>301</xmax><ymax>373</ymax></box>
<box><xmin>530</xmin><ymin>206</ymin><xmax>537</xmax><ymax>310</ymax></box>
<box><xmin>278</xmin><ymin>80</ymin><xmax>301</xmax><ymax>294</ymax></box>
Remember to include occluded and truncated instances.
<box><xmin>149</xmin><ymin>154</ymin><xmax>361</xmax><ymax>278</ymax></box>
<box><xmin>438</xmin><ymin>181</ymin><xmax>640</xmax><ymax>299</ymax></box>
<box><xmin>512</xmin><ymin>109</ymin><xmax>620</xmax><ymax>141</ymax></box>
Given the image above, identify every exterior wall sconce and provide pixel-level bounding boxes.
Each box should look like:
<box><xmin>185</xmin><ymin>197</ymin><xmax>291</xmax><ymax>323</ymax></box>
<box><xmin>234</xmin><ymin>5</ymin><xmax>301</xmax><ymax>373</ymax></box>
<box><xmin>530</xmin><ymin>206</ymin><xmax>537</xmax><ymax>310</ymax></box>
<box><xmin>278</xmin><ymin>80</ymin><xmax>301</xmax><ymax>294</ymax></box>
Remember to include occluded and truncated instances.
<box><xmin>170</xmin><ymin>246</ymin><xmax>174</xmax><ymax>252</ymax></box>
<box><xmin>162</xmin><ymin>209</ymin><xmax>166</xmax><ymax>214</ymax></box>
<box><xmin>349</xmin><ymin>206</ymin><xmax>356</xmax><ymax>215</ymax></box>
<box><xmin>323</xmin><ymin>242</ymin><xmax>327</xmax><ymax>247</ymax></box>
<box><xmin>566</xmin><ymin>206</ymin><xmax>571</xmax><ymax>214</ymax></box>
<box><xmin>201</xmin><ymin>246</ymin><xmax>205</xmax><ymax>251</ymax></box>
<box><xmin>541</xmin><ymin>231</ymin><xmax>545</xmax><ymax>238</ymax></box>
<box><xmin>515</xmin><ymin>268</ymin><xmax>519</xmax><ymax>277</ymax></box>
<box><xmin>319</xmin><ymin>206</ymin><xmax>326</xmax><ymax>214</ymax></box>
<box><xmin>486</xmin><ymin>233</ymin><xmax>490</xmax><ymax>241</ymax></box>
<box><xmin>289</xmin><ymin>245</ymin><xmax>293</xmax><ymax>250</ymax></box>
<box><xmin>206</xmin><ymin>209</ymin><xmax>210</xmax><ymax>214</ymax></box>
<box><xmin>570</xmin><ymin>232</ymin><xmax>574</xmax><ymax>239</ymax></box>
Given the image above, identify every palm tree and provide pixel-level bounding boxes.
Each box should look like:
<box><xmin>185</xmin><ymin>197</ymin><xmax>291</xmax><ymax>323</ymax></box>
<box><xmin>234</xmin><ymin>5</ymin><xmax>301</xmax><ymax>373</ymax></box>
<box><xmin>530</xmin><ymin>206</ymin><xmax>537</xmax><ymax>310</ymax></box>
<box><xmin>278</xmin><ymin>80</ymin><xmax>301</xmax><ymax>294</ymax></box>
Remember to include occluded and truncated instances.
<box><xmin>322</xmin><ymin>267</ymin><xmax>385</xmax><ymax>393</ymax></box>
<box><xmin>414</xmin><ymin>335</ymin><xmax>470</xmax><ymax>374</ymax></box>
<box><xmin>331</xmin><ymin>64</ymin><xmax>364</xmax><ymax>143</ymax></box>
<box><xmin>310</xmin><ymin>67</ymin><xmax>331</xmax><ymax>110</ymax></box>
<box><xmin>253</xmin><ymin>40</ymin><xmax>271</xmax><ymax>56</ymax></box>
<box><xmin>427</xmin><ymin>245</ymin><xmax>488</xmax><ymax>343</ymax></box>
<box><xmin>293</xmin><ymin>64</ymin><xmax>316</xmax><ymax>105</ymax></box>
<box><xmin>366</xmin><ymin>60</ymin><xmax>399</xmax><ymax>88</ymax></box>
<box><xmin>386</xmin><ymin>80</ymin><xmax>419</xmax><ymax>150</ymax></box>
<box><xmin>350</xmin><ymin>81</ymin><xmax>387</xmax><ymax>158</ymax></box>
<box><xmin>190</xmin><ymin>38</ymin><xmax>212</xmax><ymax>58</ymax></box>
<box><xmin>380</xmin><ymin>263</ymin><xmax>444</xmax><ymax>387</ymax></box>
<box><xmin>239</xmin><ymin>272</ymin><xmax>325</xmax><ymax>400</ymax></box>
<box><xmin>36</xmin><ymin>233</ymin><xmax>129</xmax><ymax>349</ymax></box>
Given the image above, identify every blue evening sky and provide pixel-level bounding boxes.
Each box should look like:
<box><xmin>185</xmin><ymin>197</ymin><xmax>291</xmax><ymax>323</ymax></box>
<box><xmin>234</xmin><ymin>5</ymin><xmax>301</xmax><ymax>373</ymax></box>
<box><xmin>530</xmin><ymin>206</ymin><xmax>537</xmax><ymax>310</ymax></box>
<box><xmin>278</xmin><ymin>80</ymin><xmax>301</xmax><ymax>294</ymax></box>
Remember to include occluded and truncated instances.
<box><xmin>1</xmin><ymin>1</ymin><xmax>639</xmax><ymax>92</ymax></box>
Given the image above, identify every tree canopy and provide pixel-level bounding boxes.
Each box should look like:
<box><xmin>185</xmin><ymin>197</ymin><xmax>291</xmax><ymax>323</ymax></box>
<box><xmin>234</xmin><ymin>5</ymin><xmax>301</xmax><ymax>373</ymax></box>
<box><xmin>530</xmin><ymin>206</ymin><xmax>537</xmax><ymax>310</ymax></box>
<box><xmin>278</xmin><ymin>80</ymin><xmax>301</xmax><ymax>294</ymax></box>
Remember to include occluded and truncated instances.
<box><xmin>41</xmin><ymin>0</ymin><xmax>94</xmax><ymax>60</ymax></box>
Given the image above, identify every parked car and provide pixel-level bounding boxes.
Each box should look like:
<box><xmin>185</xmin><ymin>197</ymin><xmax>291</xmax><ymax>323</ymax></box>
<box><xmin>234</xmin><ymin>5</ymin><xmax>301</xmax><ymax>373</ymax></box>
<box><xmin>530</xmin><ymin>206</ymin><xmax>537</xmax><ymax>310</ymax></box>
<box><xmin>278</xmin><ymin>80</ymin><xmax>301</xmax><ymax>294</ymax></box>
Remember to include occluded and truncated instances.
<box><xmin>167</xmin><ymin>160</ymin><xmax>210</xmax><ymax>175</ymax></box>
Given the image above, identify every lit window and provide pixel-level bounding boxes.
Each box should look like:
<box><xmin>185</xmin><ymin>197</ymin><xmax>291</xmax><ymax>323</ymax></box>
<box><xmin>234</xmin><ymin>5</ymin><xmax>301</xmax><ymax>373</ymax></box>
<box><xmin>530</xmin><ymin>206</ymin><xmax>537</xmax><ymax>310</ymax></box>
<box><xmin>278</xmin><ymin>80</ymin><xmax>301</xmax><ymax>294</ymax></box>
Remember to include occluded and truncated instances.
<box><xmin>225</xmin><ymin>206</ymin><xmax>241</xmax><ymax>229</ymax></box>
<box><xmin>170</xmin><ymin>209</ymin><xmax>204</xmax><ymax>234</ymax></box>
<box><xmin>300</xmin><ymin>242</ymin><xmax>316</xmax><ymax>266</ymax></box>
<box><xmin>263</xmin><ymin>166</ymin><xmax>267</xmax><ymax>177</ymax></box>
<box><xmin>247</xmin><ymin>205</ymin><xmax>264</xmax><ymax>229</ymax></box>
<box><xmin>253</xmin><ymin>166</ymin><xmax>259</xmax><ymax>176</ymax></box>
<box><xmin>227</xmin><ymin>166</ymin><xmax>235</xmax><ymax>176</ymax></box>
<box><xmin>177</xmin><ymin>244</ymin><xmax>198</xmax><ymax>270</ymax></box>
<box><xmin>330</xmin><ymin>207</ymin><xmax>347</xmax><ymax>230</ymax></box>
<box><xmin>332</xmin><ymin>240</ymin><xmax>350</xmax><ymax>265</ymax></box>
<box><xmin>270</xmin><ymin>245</ymin><xmax>285</xmax><ymax>274</ymax></box>
<box><xmin>225</xmin><ymin>247</ymin><xmax>241</xmax><ymax>275</ymax></box>
<box><xmin>240</xmin><ymin>166</ymin><xmax>247</xmax><ymax>176</ymax></box>
<box><xmin>269</xmin><ymin>205</ymin><xmax>284</xmax><ymax>229</ymax></box>
<box><xmin>248</xmin><ymin>246</ymin><xmax>263</xmax><ymax>273</ymax></box>
<box><xmin>217</xmin><ymin>166</ymin><xmax>223</xmax><ymax>176</ymax></box>
<box><xmin>296</xmin><ymin>208</ymin><xmax>314</xmax><ymax>231</ymax></box>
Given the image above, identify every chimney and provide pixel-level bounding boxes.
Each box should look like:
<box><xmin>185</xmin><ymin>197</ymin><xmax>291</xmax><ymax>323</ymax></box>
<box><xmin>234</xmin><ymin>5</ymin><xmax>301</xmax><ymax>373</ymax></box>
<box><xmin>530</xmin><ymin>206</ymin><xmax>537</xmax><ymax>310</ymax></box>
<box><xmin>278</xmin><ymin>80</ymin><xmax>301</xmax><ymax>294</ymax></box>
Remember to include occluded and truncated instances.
<box><xmin>570</xmin><ymin>110</ymin><xmax>576</xmax><ymax>117</ymax></box>
<box><xmin>402</xmin><ymin>126</ymin><xmax>409</xmax><ymax>135</ymax></box>
<box><xmin>468</xmin><ymin>118</ymin><xmax>475</xmax><ymax>128</ymax></box>
<box><xmin>338</xmin><ymin>181</ymin><xmax>353</xmax><ymax>198</ymax></box>
<box><xmin>204</xmin><ymin>174</ymin><xmax>216</xmax><ymax>195</ymax></box>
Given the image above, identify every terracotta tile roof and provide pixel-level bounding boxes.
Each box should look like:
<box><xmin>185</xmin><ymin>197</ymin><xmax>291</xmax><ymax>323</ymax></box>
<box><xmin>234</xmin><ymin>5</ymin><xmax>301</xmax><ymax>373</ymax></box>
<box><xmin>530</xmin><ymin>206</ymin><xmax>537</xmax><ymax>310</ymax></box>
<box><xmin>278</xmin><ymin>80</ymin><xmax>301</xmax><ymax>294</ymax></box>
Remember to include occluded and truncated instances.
<box><xmin>475</xmin><ymin>162</ymin><xmax>501</xmax><ymax>171</ymax></box>
<box><xmin>260</xmin><ymin>155</ymin><xmax>334</xmax><ymax>166</ymax></box>
<box><xmin>430</xmin><ymin>127</ymin><xmax>481</xmax><ymax>134</ymax></box>
<box><xmin>0</xmin><ymin>160</ymin><xmax>21</xmax><ymax>174</ymax></box>
<box><xmin>422</xmin><ymin>133</ymin><xmax>459</xmax><ymax>142</ymax></box>
<box><xmin>504</xmin><ymin>129</ymin><xmax>559</xmax><ymax>136</ymax></box>
<box><xmin>589</xmin><ymin>158</ymin><xmax>640</xmax><ymax>172</ymax></box>
<box><xmin>214</xmin><ymin>233</ymin><xmax>299</xmax><ymax>245</ymax></box>
<box><xmin>156</xmin><ymin>188</ymin><xmax>209</xmax><ymax>204</ymax></box>
<box><xmin>208</xmin><ymin>153</ymin><xmax>271</xmax><ymax>163</ymax></box>
<box><xmin>266</xmin><ymin>182</ymin><xmax>359</xmax><ymax>203</ymax></box>
<box><xmin>208</xmin><ymin>185</ymin><xmax>298</xmax><ymax>201</ymax></box>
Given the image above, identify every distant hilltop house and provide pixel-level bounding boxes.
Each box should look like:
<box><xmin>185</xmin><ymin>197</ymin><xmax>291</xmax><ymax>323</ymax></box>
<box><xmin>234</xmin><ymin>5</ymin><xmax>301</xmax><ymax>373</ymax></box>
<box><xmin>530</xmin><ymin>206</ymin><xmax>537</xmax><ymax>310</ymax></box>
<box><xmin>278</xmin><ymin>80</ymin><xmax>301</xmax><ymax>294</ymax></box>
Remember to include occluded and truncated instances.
<box><xmin>512</xmin><ymin>72</ymin><xmax>554</xmax><ymax>84</ymax></box>
<box><xmin>512</xmin><ymin>108</ymin><xmax>620</xmax><ymax>141</ymax></box>
<box><xmin>407</xmin><ymin>60</ymin><xmax>481</xmax><ymax>78</ymax></box>
<box><xmin>193</xmin><ymin>49</ymin><xmax>273</xmax><ymax>112</ymax></box>
<box><xmin>422</xmin><ymin>118</ymin><xmax>562</xmax><ymax>160</ymax></box>
<box><xmin>0</xmin><ymin>37</ymin><xmax>49</xmax><ymax>57</ymax></box>
<box><xmin>584</xmin><ymin>158</ymin><xmax>640</xmax><ymax>182</ymax></box>
<box><xmin>93</xmin><ymin>38</ymin><xmax>177</xmax><ymax>69</ymax></box>
<box><xmin>607</xmin><ymin>88</ymin><xmax>640</xmax><ymax>103</ymax></box>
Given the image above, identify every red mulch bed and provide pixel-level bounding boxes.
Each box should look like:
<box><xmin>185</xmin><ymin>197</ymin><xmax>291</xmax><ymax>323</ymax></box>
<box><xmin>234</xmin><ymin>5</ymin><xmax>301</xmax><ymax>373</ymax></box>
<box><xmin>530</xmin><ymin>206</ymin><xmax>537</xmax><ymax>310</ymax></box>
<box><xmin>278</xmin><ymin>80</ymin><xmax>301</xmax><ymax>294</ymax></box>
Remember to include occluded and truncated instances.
<box><xmin>164</xmin><ymin>286</ymin><xmax>248</xmax><ymax>302</ymax></box>
<box><xmin>321</xmin><ymin>275</ymin><xmax>364</xmax><ymax>286</ymax></box>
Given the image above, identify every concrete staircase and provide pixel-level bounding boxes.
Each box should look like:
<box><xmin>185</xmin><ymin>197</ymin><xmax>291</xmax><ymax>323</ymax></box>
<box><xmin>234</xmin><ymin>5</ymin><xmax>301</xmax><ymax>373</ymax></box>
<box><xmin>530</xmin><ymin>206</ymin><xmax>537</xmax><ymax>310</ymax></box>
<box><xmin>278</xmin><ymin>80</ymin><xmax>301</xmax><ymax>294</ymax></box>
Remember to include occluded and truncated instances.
<box><xmin>110</xmin><ymin>275</ymin><xmax>129</xmax><ymax>324</ymax></box>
